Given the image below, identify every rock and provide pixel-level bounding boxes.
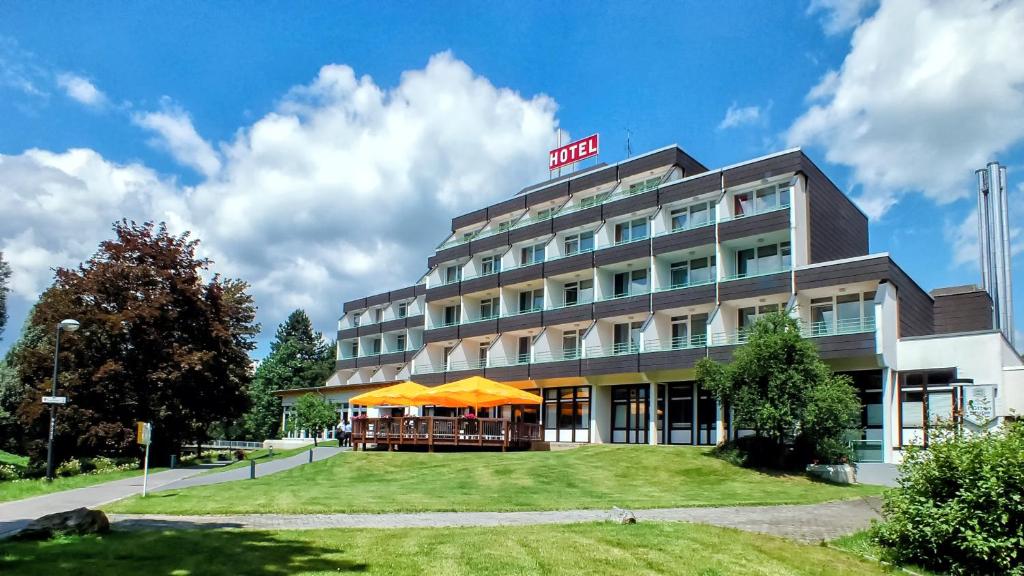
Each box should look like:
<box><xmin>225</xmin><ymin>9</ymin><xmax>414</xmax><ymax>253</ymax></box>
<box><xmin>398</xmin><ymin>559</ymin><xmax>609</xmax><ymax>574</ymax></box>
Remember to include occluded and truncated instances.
<box><xmin>806</xmin><ymin>463</ymin><xmax>858</xmax><ymax>485</ymax></box>
<box><xmin>609</xmin><ymin>506</ymin><xmax>636</xmax><ymax>524</ymax></box>
<box><xmin>13</xmin><ymin>507</ymin><xmax>110</xmax><ymax>540</ymax></box>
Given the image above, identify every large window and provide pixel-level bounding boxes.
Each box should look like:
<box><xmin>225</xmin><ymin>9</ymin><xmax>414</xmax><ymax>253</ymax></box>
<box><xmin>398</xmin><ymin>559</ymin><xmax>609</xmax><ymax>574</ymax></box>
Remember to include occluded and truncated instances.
<box><xmin>669</xmin><ymin>256</ymin><xmax>716</xmax><ymax>288</ymax></box>
<box><xmin>520</xmin><ymin>242</ymin><xmax>546</xmax><ymax>265</ymax></box>
<box><xmin>900</xmin><ymin>369</ymin><xmax>956</xmax><ymax>447</ymax></box>
<box><xmin>613</xmin><ymin>321</ymin><xmax>643</xmax><ymax>354</ymax></box>
<box><xmin>809</xmin><ymin>292</ymin><xmax>876</xmax><ymax>335</ymax></box>
<box><xmin>518</xmin><ymin>288</ymin><xmax>544</xmax><ymax>313</ymax></box>
<box><xmin>670</xmin><ymin>314</ymin><xmax>707</xmax><ymax>348</ymax></box>
<box><xmin>479</xmin><ymin>297</ymin><xmax>499</xmax><ymax>320</ymax></box>
<box><xmin>614</xmin><ymin>218</ymin><xmax>648</xmax><ymax>244</ymax></box>
<box><xmin>579</xmin><ymin>192</ymin><xmax>610</xmax><ymax>209</ymax></box>
<box><xmin>612</xmin><ymin>385</ymin><xmax>649</xmax><ymax>444</ymax></box>
<box><xmin>563</xmin><ymin>231</ymin><xmax>595</xmax><ymax>256</ymax></box>
<box><xmin>613</xmin><ymin>269</ymin><xmax>649</xmax><ymax>297</ymax></box>
<box><xmin>562</xmin><ymin>279</ymin><xmax>594</xmax><ymax>306</ymax></box>
<box><xmin>349</xmin><ymin>341</ymin><xmax>358</xmax><ymax>358</ymax></box>
<box><xmin>444</xmin><ymin>265</ymin><xmax>462</xmax><ymax>284</ymax></box>
<box><xmin>371</xmin><ymin>338</ymin><xmax>381</xmax><ymax>354</ymax></box>
<box><xmin>627</xmin><ymin>177</ymin><xmax>660</xmax><ymax>195</ymax></box>
<box><xmin>733</xmin><ymin>183</ymin><xmax>791</xmax><ymax>217</ymax></box>
<box><xmin>543</xmin><ymin>386</ymin><xmax>591</xmax><ymax>442</ymax></box>
<box><xmin>480</xmin><ymin>255</ymin><xmax>501</xmax><ymax>275</ymax></box>
<box><xmin>738</xmin><ymin>303</ymin><xmax>781</xmax><ymax>330</ymax></box>
<box><xmin>443</xmin><ymin>304</ymin><xmax>461</xmax><ymax>326</ymax></box>
<box><xmin>670</xmin><ymin>201</ymin><xmax>715</xmax><ymax>232</ymax></box>
<box><xmin>561</xmin><ymin>328</ymin><xmax>585</xmax><ymax>359</ymax></box>
<box><xmin>735</xmin><ymin>241</ymin><xmax>791</xmax><ymax>277</ymax></box>
<box><xmin>397</xmin><ymin>301</ymin><xmax>408</xmax><ymax>319</ymax></box>
<box><xmin>395</xmin><ymin>333</ymin><xmax>407</xmax><ymax>351</ymax></box>
<box><xmin>517</xmin><ymin>336</ymin><xmax>531</xmax><ymax>364</ymax></box>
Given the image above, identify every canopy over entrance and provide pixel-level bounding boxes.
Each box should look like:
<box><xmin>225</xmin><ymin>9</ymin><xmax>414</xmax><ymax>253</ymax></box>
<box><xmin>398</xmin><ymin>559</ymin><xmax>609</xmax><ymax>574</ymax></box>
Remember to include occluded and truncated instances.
<box><xmin>350</xmin><ymin>381</ymin><xmax>429</xmax><ymax>406</ymax></box>
<box><xmin>412</xmin><ymin>376</ymin><xmax>542</xmax><ymax>408</ymax></box>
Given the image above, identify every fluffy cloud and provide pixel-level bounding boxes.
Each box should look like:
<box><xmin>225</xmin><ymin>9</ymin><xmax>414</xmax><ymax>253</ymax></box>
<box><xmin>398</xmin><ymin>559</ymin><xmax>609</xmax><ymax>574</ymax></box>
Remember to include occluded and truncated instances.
<box><xmin>788</xmin><ymin>0</ymin><xmax>1024</xmax><ymax>219</ymax></box>
<box><xmin>807</xmin><ymin>0</ymin><xmax>877</xmax><ymax>35</ymax></box>
<box><xmin>56</xmin><ymin>72</ymin><xmax>107</xmax><ymax>107</ymax></box>
<box><xmin>0</xmin><ymin>52</ymin><xmax>558</xmax><ymax>347</ymax></box>
<box><xmin>948</xmin><ymin>182</ymin><xmax>1024</xmax><ymax>270</ymax></box>
<box><xmin>717</xmin><ymin>103</ymin><xmax>765</xmax><ymax>130</ymax></box>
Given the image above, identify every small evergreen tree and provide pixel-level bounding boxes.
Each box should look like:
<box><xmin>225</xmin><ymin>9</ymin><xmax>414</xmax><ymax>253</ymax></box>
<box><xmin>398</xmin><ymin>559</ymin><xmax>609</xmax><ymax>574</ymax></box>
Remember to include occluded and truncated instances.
<box><xmin>696</xmin><ymin>312</ymin><xmax>860</xmax><ymax>467</ymax></box>
<box><xmin>287</xmin><ymin>393</ymin><xmax>337</xmax><ymax>446</ymax></box>
<box><xmin>0</xmin><ymin>251</ymin><xmax>10</xmax><ymax>339</ymax></box>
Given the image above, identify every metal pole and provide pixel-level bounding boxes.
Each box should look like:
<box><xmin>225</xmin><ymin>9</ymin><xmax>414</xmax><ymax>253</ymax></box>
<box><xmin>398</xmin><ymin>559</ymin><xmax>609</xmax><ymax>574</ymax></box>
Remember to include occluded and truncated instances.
<box><xmin>45</xmin><ymin>325</ymin><xmax>62</xmax><ymax>482</ymax></box>
<box><xmin>142</xmin><ymin>440</ymin><xmax>150</xmax><ymax>497</ymax></box>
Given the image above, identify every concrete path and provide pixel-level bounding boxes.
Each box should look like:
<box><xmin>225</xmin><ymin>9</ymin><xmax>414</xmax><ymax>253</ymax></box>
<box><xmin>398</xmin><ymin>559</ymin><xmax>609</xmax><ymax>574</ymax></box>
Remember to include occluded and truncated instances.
<box><xmin>109</xmin><ymin>496</ymin><xmax>882</xmax><ymax>543</ymax></box>
<box><xmin>0</xmin><ymin>446</ymin><xmax>346</xmax><ymax>539</ymax></box>
<box><xmin>152</xmin><ymin>446</ymin><xmax>345</xmax><ymax>492</ymax></box>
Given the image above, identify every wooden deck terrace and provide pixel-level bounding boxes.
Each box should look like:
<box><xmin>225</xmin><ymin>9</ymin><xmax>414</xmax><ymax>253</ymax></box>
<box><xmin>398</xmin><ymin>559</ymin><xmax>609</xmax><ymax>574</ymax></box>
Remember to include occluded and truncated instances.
<box><xmin>352</xmin><ymin>417</ymin><xmax>541</xmax><ymax>451</ymax></box>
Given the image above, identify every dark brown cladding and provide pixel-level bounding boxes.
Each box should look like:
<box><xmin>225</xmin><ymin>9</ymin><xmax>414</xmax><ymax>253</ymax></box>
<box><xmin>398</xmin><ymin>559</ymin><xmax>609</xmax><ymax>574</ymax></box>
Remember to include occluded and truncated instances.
<box><xmin>812</xmin><ymin>333</ymin><xmax>877</xmax><ymax>360</ymax></box>
<box><xmin>459</xmin><ymin>319</ymin><xmax>498</xmax><ymax>339</ymax></box>
<box><xmin>638</xmin><ymin>347</ymin><xmax>706</xmax><ymax>372</ymax></box>
<box><xmin>508</xmin><ymin>220</ymin><xmax>553</xmax><ymax>244</ymax></box>
<box><xmin>428</xmin><ymin>242</ymin><xmax>471</xmax><ymax>269</ymax></box>
<box><xmin>406</xmin><ymin>315</ymin><xmax>424</xmax><ymax>328</ymax></box>
<box><xmin>802</xmin><ymin>155</ymin><xmax>868</xmax><ymax>263</ymax></box>
<box><xmin>795</xmin><ymin>256</ymin><xmax>889</xmax><ymax>290</ymax></box>
<box><xmin>451</xmin><ymin>207</ymin><xmax>487</xmax><ymax>231</ymax></box>
<box><xmin>594</xmin><ymin>240</ymin><xmax>649</xmax><ymax>267</ymax></box>
<box><xmin>525</xmin><ymin>181</ymin><xmax>569</xmax><ymax>207</ymax></box>
<box><xmin>652</xmin><ymin>225</ymin><xmax>715</xmax><ymax>254</ymax></box>
<box><xmin>338</xmin><ymin>328</ymin><xmax>358</xmax><ymax>340</ymax></box>
<box><xmin>417</xmin><ymin>372</ymin><xmax>445</xmax><ymax>386</ymax></box>
<box><xmin>932</xmin><ymin>287</ymin><xmax>993</xmax><ymax>334</ymax></box>
<box><xmin>658</xmin><ymin>172</ymin><xmax>721</xmax><ymax>205</ymax></box>
<box><xmin>364</xmin><ymin>292</ymin><xmax>390</xmax><ymax>307</ymax></box>
<box><xmin>379</xmin><ymin>351</ymin><xmax>405</xmax><ymax>365</ymax></box>
<box><xmin>470</xmin><ymin>232</ymin><xmax>509</xmax><ymax>254</ymax></box>
<box><xmin>552</xmin><ymin>205</ymin><xmax>603</xmax><ymax>233</ymax></box>
<box><xmin>423</xmin><ymin>325</ymin><xmax>458</xmax><ymax>343</ymax></box>
<box><xmin>461</xmin><ymin>273</ymin><xmax>500</xmax><ymax>295</ymax></box>
<box><xmin>652</xmin><ymin>283</ymin><xmax>716</xmax><ymax>310</ymax></box>
<box><xmin>581</xmin><ymin>354</ymin><xmax>639</xmax><ymax>376</ymax></box>
<box><xmin>543</xmin><ymin>303</ymin><xmax>593</xmax><ymax>326</ymax></box>
<box><xmin>336</xmin><ymin>358</ymin><xmax>356</xmax><ymax>370</ymax></box>
<box><xmin>355</xmin><ymin>355</ymin><xmax>379</xmax><ymax>369</ymax></box>
<box><xmin>390</xmin><ymin>286</ymin><xmax>417</xmax><ymax>301</ymax></box>
<box><xmin>356</xmin><ymin>324</ymin><xmax>381</xmax><ymax>337</ymax></box>
<box><xmin>530</xmin><ymin>359</ymin><xmax>580</xmax><ymax>379</ymax></box>
<box><xmin>425</xmin><ymin>283</ymin><xmax>460</xmax><ymax>302</ymax></box>
<box><xmin>717</xmin><ymin>208</ymin><xmax>790</xmax><ymax>243</ymax></box>
<box><xmin>722</xmin><ymin>150</ymin><xmax>802</xmax><ymax>189</ymax></box>
<box><xmin>342</xmin><ymin>297</ymin><xmax>366</xmax><ymax>314</ymax></box>
<box><xmin>618</xmin><ymin>147</ymin><xmax>694</xmax><ymax>180</ymax></box>
<box><xmin>569</xmin><ymin>166</ymin><xmax>617</xmax><ymax>194</ymax></box>
<box><xmin>707</xmin><ymin>344</ymin><xmax>738</xmax><ymax>363</ymax></box>
<box><xmin>446</xmin><ymin>368</ymin><xmax>485</xmax><ymax>382</ymax></box>
<box><xmin>498</xmin><ymin>311</ymin><xmax>543</xmax><ymax>332</ymax></box>
<box><xmin>602</xmin><ymin>189</ymin><xmax>658</xmax><ymax>220</ymax></box>
<box><xmin>486</xmin><ymin>364</ymin><xmax>529</xmax><ymax>381</ymax></box>
<box><xmin>594</xmin><ymin>294</ymin><xmax>650</xmax><ymax>318</ymax></box>
<box><xmin>499</xmin><ymin>262</ymin><xmax>543</xmax><ymax>286</ymax></box>
<box><xmin>718</xmin><ymin>271</ymin><xmax>791</xmax><ymax>301</ymax></box>
<box><xmin>487</xmin><ymin>196</ymin><xmax>526</xmax><ymax>220</ymax></box>
<box><xmin>380</xmin><ymin>318</ymin><xmax>407</xmax><ymax>333</ymax></box>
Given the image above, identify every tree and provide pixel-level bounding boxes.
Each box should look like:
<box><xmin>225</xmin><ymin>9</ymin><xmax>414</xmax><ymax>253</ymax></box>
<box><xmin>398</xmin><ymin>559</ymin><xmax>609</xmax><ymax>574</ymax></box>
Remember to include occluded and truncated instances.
<box><xmin>11</xmin><ymin>221</ymin><xmax>258</xmax><ymax>467</ymax></box>
<box><xmin>0</xmin><ymin>251</ymin><xmax>10</xmax><ymax>339</ymax></box>
<box><xmin>242</xmin><ymin>310</ymin><xmax>334</xmax><ymax>441</ymax></box>
<box><xmin>286</xmin><ymin>393</ymin><xmax>337</xmax><ymax>446</ymax></box>
<box><xmin>696</xmin><ymin>312</ymin><xmax>860</xmax><ymax>467</ymax></box>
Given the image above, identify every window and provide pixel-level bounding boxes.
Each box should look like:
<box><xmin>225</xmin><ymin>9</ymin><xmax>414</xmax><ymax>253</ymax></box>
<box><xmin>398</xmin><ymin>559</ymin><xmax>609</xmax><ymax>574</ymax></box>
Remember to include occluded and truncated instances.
<box><xmin>809</xmin><ymin>292</ymin><xmax>876</xmax><ymax>334</ymax></box>
<box><xmin>562</xmin><ymin>279</ymin><xmax>593</xmax><ymax>306</ymax></box>
<box><xmin>397</xmin><ymin>302</ymin><xmax>408</xmax><ymax>319</ymax></box>
<box><xmin>520</xmin><ymin>243</ymin><xmax>546</xmax><ymax>265</ymax></box>
<box><xmin>613</xmin><ymin>322</ymin><xmax>643</xmax><ymax>353</ymax></box>
<box><xmin>735</xmin><ymin>241</ymin><xmax>790</xmax><ymax>277</ymax></box>
<box><xmin>579</xmin><ymin>192</ymin><xmax>610</xmax><ymax>209</ymax></box>
<box><xmin>479</xmin><ymin>297</ymin><xmax>499</xmax><ymax>320</ymax></box>
<box><xmin>480</xmin><ymin>255</ymin><xmax>500</xmax><ymax>275</ymax></box>
<box><xmin>627</xmin><ymin>177</ymin><xmax>660</xmax><ymax>195</ymax></box>
<box><xmin>478</xmin><ymin>341</ymin><xmax>489</xmax><ymax>368</ymax></box>
<box><xmin>613</xmin><ymin>269</ymin><xmax>648</xmax><ymax>297</ymax></box>
<box><xmin>670</xmin><ymin>201</ymin><xmax>715</xmax><ymax>231</ymax></box>
<box><xmin>899</xmin><ymin>370</ymin><xmax>955</xmax><ymax>447</ymax></box>
<box><xmin>443</xmin><ymin>304</ymin><xmax>461</xmax><ymax>326</ymax></box>
<box><xmin>517</xmin><ymin>336</ymin><xmax>531</xmax><ymax>364</ymax></box>
<box><xmin>542</xmin><ymin>386</ymin><xmax>591</xmax><ymax>441</ymax></box>
<box><xmin>669</xmin><ymin>314</ymin><xmax>708</xmax><ymax>348</ymax></box>
<box><xmin>444</xmin><ymin>265</ymin><xmax>462</xmax><ymax>284</ymax></box>
<box><xmin>396</xmin><ymin>333</ymin><xmax>407</xmax><ymax>351</ymax></box>
<box><xmin>497</xmin><ymin>220</ymin><xmax>512</xmax><ymax>231</ymax></box>
<box><xmin>352</xmin><ymin>313</ymin><xmax>361</xmax><ymax>327</ymax></box>
<box><xmin>518</xmin><ymin>288</ymin><xmax>544</xmax><ymax>313</ymax></box>
<box><xmin>734</xmin><ymin>192</ymin><xmax>752</xmax><ymax>216</ymax></box>
<box><xmin>535</xmin><ymin>208</ymin><xmax>553</xmax><ymax>221</ymax></box>
<box><xmin>562</xmin><ymin>329</ymin><xmax>585</xmax><ymax>359</ymax></box>
<box><xmin>734</xmin><ymin>183</ymin><xmax>791</xmax><ymax>217</ymax></box>
<box><xmin>563</xmin><ymin>231</ymin><xmax>595</xmax><ymax>256</ymax></box>
<box><xmin>614</xmin><ymin>218</ymin><xmax>648</xmax><ymax>244</ymax></box>
<box><xmin>372</xmin><ymin>338</ymin><xmax>381</xmax><ymax>354</ymax></box>
<box><xmin>738</xmin><ymin>303</ymin><xmax>781</xmax><ymax>330</ymax></box>
<box><xmin>669</xmin><ymin>256</ymin><xmax>716</xmax><ymax>288</ymax></box>
<box><xmin>442</xmin><ymin>345</ymin><xmax>454</xmax><ymax>370</ymax></box>
<box><xmin>349</xmin><ymin>341</ymin><xmax>359</xmax><ymax>358</ymax></box>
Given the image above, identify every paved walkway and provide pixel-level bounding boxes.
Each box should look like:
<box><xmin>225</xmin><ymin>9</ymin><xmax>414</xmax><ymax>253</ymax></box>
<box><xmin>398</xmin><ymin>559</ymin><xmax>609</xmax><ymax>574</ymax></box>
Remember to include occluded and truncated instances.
<box><xmin>0</xmin><ymin>446</ymin><xmax>346</xmax><ymax>538</ymax></box>
<box><xmin>109</xmin><ymin>497</ymin><xmax>882</xmax><ymax>543</ymax></box>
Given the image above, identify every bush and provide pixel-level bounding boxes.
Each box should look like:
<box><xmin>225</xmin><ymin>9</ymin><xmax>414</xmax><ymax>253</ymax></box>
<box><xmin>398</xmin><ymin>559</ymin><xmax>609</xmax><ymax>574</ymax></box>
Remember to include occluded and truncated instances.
<box><xmin>0</xmin><ymin>463</ymin><xmax>22</xmax><ymax>480</ymax></box>
<box><xmin>872</xmin><ymin>421</ymin><xmax>1024</xmax><ymax>575</ymax></box>
<box><xmin>56</xmin><ymin>457</ymin><xmax>82</xmax><ymax>477</ymax></box>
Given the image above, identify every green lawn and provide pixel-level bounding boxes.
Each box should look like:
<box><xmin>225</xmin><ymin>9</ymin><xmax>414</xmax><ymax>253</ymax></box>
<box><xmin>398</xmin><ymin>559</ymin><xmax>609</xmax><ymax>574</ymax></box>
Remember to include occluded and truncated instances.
<box><xmin>0</xmin><ymin>467</ymin><xmax>165</xmax><ymax>503</ymax></box>
<box><xmin>830</xmin><ymin>531</ymin><xmax>939</xmax><ymax>576</ymax></box>
<box><xmin>0</xmin><ymin>522</ymin><xmax>902</xmax><ymax>576</ymax></box>
<box><xmin>0</xmin><ymin>450</ymin><xmax>28</xmax><ymax>468</ymax></box>
<box><xmin>108</xmin><ymin>445</ymin><xmax>881</xmax><ymax>515</ymax></box>
<box><xmin>198</xmin><ymin>440</ymin><xmax>339</xmax><ymax>475</ymax></box>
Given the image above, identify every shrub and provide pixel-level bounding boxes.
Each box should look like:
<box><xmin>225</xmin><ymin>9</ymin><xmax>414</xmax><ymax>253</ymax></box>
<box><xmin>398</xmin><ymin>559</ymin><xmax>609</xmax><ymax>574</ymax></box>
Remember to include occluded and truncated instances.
<box><xmin>872</xmin><ymin>421</ymin><xmax>1024</xmax><ymax>575</ymax></box>
<box><xmin>90</xmin><ymin>456</ymin><xmax>118</xmax><ymax>472</ymax></box>
<box><xmin>56</xmin><ymin>457</ymin><xmax>82</xmax><ymax>477</ymax></box>
<box><xmin>0</xmin><ymin>463</ymin><xmax>22</xmax><ymax>480</ymax></box>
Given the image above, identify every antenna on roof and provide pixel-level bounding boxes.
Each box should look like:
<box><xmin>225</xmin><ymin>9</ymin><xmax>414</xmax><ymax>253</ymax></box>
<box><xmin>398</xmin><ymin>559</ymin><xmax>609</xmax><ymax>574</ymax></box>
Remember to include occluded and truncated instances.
<box><xmin>624</xmin><ymin>128</ymin><xmax>633</xmax><ymax>158</ymax></box>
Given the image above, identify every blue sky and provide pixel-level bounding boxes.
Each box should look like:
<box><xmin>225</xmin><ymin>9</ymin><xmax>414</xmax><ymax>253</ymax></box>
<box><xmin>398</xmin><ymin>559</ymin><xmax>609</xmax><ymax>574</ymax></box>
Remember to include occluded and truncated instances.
<box><xmin>1</xmin><ymin>1</ymin><xmax>1022</xmax><ymax>357</ymax></box>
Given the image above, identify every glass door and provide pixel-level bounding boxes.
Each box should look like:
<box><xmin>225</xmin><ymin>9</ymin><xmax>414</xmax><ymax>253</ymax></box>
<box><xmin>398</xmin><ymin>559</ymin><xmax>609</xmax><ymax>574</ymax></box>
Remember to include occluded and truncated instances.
<box><xmin>611</xmin><ymin>385</ymin><xmax>649</xmax><ymax>444</ymax></box>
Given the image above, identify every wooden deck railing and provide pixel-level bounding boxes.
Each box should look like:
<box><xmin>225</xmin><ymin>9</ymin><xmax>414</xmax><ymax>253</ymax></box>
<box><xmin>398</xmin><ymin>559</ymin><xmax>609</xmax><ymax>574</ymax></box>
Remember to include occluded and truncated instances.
<box><xmin>351</xmin><ymin>417</ymin><xmax>541</xmax><ymax>451</ymax></box>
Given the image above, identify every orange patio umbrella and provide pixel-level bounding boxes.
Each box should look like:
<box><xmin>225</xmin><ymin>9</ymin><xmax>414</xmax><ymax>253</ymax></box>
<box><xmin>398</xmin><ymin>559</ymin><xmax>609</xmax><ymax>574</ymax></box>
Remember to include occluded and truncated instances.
<box><xmin>412</xmin><ymin>376</ymin><xmax>542</xmax><ymax>408</ymax></box>
<box><xmin>350</xmin><ymin>381</ymin><xmax>430</xmax><ymax>406</ymax></box>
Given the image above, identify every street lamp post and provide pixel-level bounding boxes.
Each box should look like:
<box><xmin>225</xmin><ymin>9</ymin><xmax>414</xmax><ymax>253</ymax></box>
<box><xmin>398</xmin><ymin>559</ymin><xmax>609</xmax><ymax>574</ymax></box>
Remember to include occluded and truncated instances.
<box><xmin>46</xmin><ymin>318</ymin><xmax>80</xmax><ymax>481</ymax></box>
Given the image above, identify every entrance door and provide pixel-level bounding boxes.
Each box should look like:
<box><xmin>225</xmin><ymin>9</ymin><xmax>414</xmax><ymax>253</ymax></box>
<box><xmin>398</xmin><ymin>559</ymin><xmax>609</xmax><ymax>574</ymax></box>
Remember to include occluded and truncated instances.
<box><xmin>695</xmin><ymin>383</ymin><xmax>717</xmax><ymax>445</ymax></box>
<box><xmin>662</xmin><ymin>383</ymin><xmax>695</xmax><ymax>444</ymax></box>
<box><xmin>611</xmin><ymin>385</ymin><xmax>649</xmax><ymax>444</ymax></box>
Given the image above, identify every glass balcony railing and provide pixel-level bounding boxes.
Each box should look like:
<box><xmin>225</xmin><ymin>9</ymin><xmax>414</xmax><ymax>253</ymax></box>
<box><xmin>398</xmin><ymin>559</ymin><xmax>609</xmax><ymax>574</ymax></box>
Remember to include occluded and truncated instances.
<box><xmin>413</xmin><ymin>363</ymin><xmax>446</xmax><ymax>375</ymax></box>
<box><xmin>717</xmin><ymin>201</ymin><xmax>791</xmax><ymax>224</ymax></box>
<box><xmin>509</xmin><ymin>212</ymin><xmax>555</xmax><ymax>230</ymax></box>
<box><xmin>460</xmin><ymin>267</ymin><xmax>501</xmax><ymax>282</ymax></box>
<box><xmin>544</xmin><ymin>297</ymin><xmax>594</xmax><ymax>311</ymax></box>
<box><xmin>720</xmin><ymin>266</ymin><xmax>791</xmax><ymax>282</ymax></box>
<box><xmin>544</xmin><ymin>246</ymin><xmax>595</xmax><ymax>263</ymax></box>
<box><xmin>802</xmin><ymin>316</ymin><xmax>876</xmax><ymax>337</ymax></box>
<box><xmin>655</xmin><ymin>278</ymin><xmax>715</xmax><ymax>292</ymax></box>
<box><xmin>586</xmin><ymin>342</ymin><xmax>641</xmax><ymax>358</ymax></box>
<box><xmin>641</xmin><ymin>334</ymin><xmax>708</xmax><ymax>352</ymax></box>
<box><xmin>487</xmin><ymin>355</ymin><xmax>530</xmax><ymax>368</ymax></box>
<box><xmin>533</xmin><ymin>349</ymin><xmax>582</xmax><ymax>363</ymax></box>
<box><xmin>596</xmin><ymin>287</ymin><xmax>651</xmax><ymax>302</ymax></box>
<box><xmin>850</xmin><ymin>440</ymin><xmax>884</xmax><ymax>463</ymax></box>
<box><xmin>447</xmin><ymin>358</ymin><xmax>488</xmax><ymax>371</ymax></box>
<box><xmin>709</xmin><ymin>330</ymin><xmax>751</xmax><ymax>346</ymax></box>
<box><xmin>656</xmin><ymin>218</ymin><xmax>716</xmax><ymax>237</ymax></box>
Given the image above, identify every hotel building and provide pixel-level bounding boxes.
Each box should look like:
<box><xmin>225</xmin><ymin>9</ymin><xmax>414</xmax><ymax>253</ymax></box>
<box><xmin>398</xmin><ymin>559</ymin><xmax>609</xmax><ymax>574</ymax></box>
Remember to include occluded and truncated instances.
<box><xmin>278</xmin><ymin>144</ymin><xmax>1023</xmax><ymax>463</ymax></box>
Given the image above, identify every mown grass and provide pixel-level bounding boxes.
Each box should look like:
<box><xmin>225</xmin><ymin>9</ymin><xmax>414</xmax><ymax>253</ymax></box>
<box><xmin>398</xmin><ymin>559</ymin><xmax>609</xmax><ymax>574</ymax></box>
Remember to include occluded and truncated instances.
<box><xmin>830</xmin><ymin>531</ymin><xmax>940</xmax><ymax>576</ymax></box>
<box><xmin>198</xmin><ymin>440</ymin><xmax>339</xmax><ymax>475</ymax></box>
<box><xmin>0</xmin><ymin>450</ymin><xmax>28</xmax><ymax>468</ymax></box>
<box><xmin>0</xmin><ymin>522</ymin><xmax>903</xmax><ymax>576</ymax></box>
<box><xmin>108</xmin><ymin>445</ymin><xmax>881</xmax><ymax>515</ymax></box>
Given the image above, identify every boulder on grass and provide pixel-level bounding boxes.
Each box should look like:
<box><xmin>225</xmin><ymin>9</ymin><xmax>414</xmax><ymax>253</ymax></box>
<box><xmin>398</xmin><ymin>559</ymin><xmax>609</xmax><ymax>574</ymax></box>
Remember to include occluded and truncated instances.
<box><xmin>609</xmin><ymin>506</ymin><xmax>636</xmax><ymax>524</ymax></box>
<box><xmin>13</xmin><ymin>507</ymin><xmax>110</xmax><ymax>540</ymax></box>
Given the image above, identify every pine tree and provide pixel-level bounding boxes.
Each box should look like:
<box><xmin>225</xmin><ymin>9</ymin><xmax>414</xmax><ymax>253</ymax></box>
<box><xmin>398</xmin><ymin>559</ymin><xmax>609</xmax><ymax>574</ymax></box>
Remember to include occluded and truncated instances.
<box><xmin>0</xmin><ymin>251</ymin><xmax>11</xmax><ymax>340</ymax></box>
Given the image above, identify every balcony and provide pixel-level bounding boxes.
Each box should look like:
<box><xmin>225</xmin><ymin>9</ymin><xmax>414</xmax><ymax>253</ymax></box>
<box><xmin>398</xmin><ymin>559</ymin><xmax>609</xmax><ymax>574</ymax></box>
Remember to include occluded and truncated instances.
<box><xmin>718</xmin><ymin>204</ymin><xmax>790</xmax><ymax>243</ymax></box>
<box><xmin>718</xmin><ymin>268</ymin><xmax>791</xmax><ymax>302</ymax></box>
<box><xmin>641</xmin><ymin>334</ymin><xmax>708</xmax><ymax>352</ymax></box>
<box><xmin>637</xmin><ymin>334</ymin><xmax>709</xmax><ymax>372</ymax></box>
<box><xmin>543</xmin><ymin>299</ymin><xmax>594</xmax><ymax>325</ymax></box>
<box><xmin>595</xmin><ymin>236</ymin><xmax>650</xmax><ymax>267</ymax></box>
<box><xmin>801</xmin><ymin>316</ymin><xmax>876</xmax><ymax>338</ymax></box>
<box><xmin>652</xmin><ymin>220</ymin><xmax>716</xmax><ymax>254</ymax></box>
<box><xmin>652</xmin><ymin>279</ymin><xmax>716</xmax><ymax>311</ymax></box>
<box><xmin>594</xmin><ymin>289</ymin><xmax>650</xmax><ymax>318</ymax></box>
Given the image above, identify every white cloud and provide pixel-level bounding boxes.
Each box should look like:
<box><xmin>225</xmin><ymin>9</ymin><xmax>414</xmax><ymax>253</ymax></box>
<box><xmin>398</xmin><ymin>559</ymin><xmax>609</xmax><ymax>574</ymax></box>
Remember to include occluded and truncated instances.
<box><xmin>56</xmin><ymin>72</ymin><xmax>107</xmax><ymax>107</ymax></box>
<box><xmin>949</xmin><ymin>182</ymin><xmax>1024</xmax><ymax>270</ymax></box>
<box><xmin>788</xmin><ymin>0</ymin><xmax>1024</xmax><ymax>219</ymax></box>
<box><xmin>717</xmin><ymin>103</ymin><xmax>765</xmax><ymax>130</ymax></box>
<box><xmin>1</xmin><ymin>52</ymin><xmax>559</xmax><ymax>346</ymax></box>
<box><xmin>807</xmin><ymin>0</ymin><xmax>878</xmax><ymax>35</ymax></box>
<box><xmin>132</xmin><ymin>100</ymin><xmax>222</xmax><ymax>178</ymax></box>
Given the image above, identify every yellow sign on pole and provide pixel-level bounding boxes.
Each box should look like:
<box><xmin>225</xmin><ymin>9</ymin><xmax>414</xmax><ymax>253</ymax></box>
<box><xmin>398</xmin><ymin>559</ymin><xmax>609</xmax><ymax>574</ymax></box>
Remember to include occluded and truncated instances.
<box><xmin>136</xmin><ymin>421</ymin><xmax>152</xmax><ymax>445</ymax></box>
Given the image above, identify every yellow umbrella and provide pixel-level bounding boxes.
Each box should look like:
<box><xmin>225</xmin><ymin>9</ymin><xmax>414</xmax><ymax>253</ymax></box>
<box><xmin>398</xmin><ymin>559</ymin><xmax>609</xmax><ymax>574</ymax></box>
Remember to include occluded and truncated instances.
<box><xmin>412</xmin><ymin>376</ymin><xmax>542</xmax><ymax>408</ymax></box>
<box><xmin>350</xmin><ymin>381</ymin><xmax>430</xmax><ymax>406</ymax></box>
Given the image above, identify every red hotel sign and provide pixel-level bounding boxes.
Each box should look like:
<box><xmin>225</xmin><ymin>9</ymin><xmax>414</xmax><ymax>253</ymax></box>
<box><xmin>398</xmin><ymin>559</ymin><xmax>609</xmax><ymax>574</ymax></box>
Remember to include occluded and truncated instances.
<box><xmin>549</xmin><ymin>134</ymin><xmax>599</xmax><ymax>171</ymax></box>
